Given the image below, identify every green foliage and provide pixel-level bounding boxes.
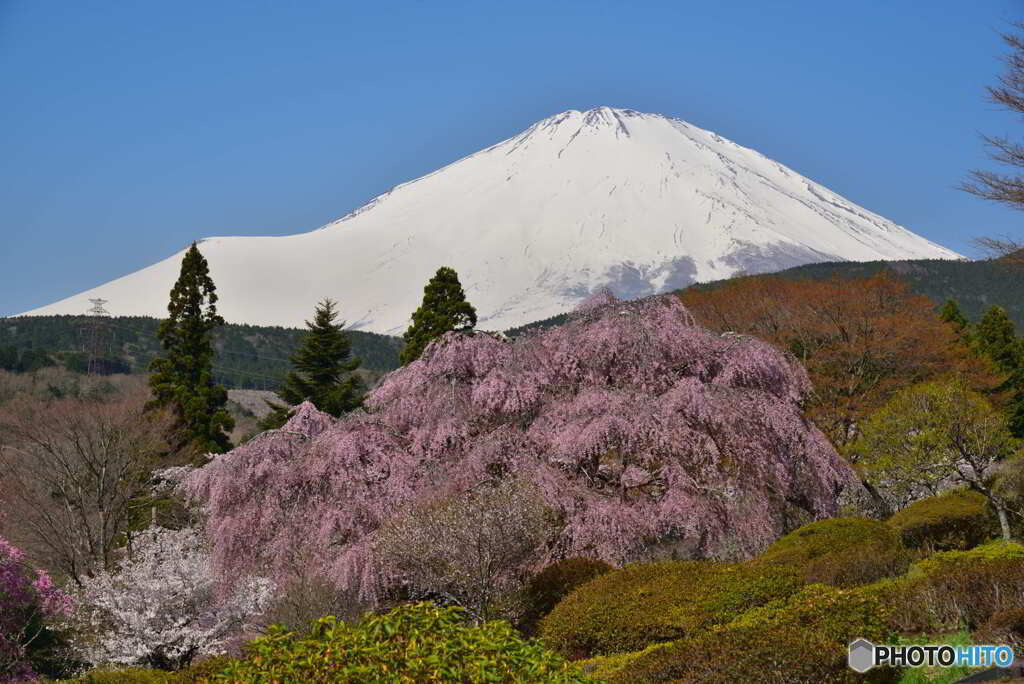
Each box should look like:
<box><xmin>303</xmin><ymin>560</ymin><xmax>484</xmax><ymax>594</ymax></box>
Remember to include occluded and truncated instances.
<box><xmin>0</xmin><ymin>344</ymin><xmax>56</xmax><ymax>373</ymax></box>
<box><xmin>538</xmin><ymin>560</ymin><xmax>803</xmax><ymax>659</ymax></box>
<box><xmin>0</xmin><ymin>315</ymin><xmax>402</xmax><ymax>389</ymax></box>
<box><xmin>939</xmin><ymin>298</ymin><xmax>970</xmax><ymax>335</ymax></box>
<box><xmin>892</xmin><ymin>631</ymin><xmax>974</xmax><ymax>684</ymax></box>
<box><xmin>849</xmin><ymin>379</ymin><xmax>1018</xmax><ymax>527</ymax></box>
<box><xmin>877</xmin><ymin>541</ymin><xmax>1024</xmax><ymax>633</ymax></box>
<box><xmin>400</xmin><ymin>266</ymin><xmax>477</xmax><ymax>365</ymax></box>
<box><xmin>886</xmin><ymin>489</ymin><xmax>996</xmax><ymax>551</ymax></box>
<box><xmin>518</xmin><ymin>558</ymin><xmax>612</xmax><ymax>637</ymax></box>
<box><xmin>62</xmin><ymin>656</ymin><xmax>236</xmax><ymax>683</ymax></box>
<box><xmin>608</xmin><ymin>584</ymin><xmax>899</xmax><ymax>684</ymax></box>
<box><xmin>215</xmin><ymin>602</ymin><xmax>591</xmax><ymax>683</ymax></box>
<box><xmin>170</xmin><ymin>655</ymin><xmax>234</xmax><ymax>683</ymax></box>
<box><xmin>576</xmin><ymin>644</ymin><xmax>670</xmax><ymax>682</ymax></box>
<box><xmin>975</xmin><ymin>306</ymin><xmax>1020</xmax><ymax>372</ymax></box>
<box><xmin>64</xmin><ymin>667</ymin><xmax>176</xmax><ymax>683</ymax></box>
<box><xmin>972</xmin><ymin>306</ymin><xmax>1024</xmax><ymax>439</ymax></box>
<box><xmin>147</xmin><ymin>243</ymin><xmax>234</xmax><ymax>454</ymax></box>
<box><xmin>263</xmin><ymin>299</ymin><xmax>364</xmax><ymax>427</ymax></box>
<box><xmin>751</xmin><ymin>517</ymin><xmax>912</xmax><ymax>587</ymax></box>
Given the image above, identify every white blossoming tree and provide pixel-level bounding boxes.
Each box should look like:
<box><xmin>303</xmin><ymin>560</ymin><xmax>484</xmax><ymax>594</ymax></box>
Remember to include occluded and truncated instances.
<box><xmin>70</xmin><ymin>526</ymin><xmax>273</xmax><ymax>670</ymax></box>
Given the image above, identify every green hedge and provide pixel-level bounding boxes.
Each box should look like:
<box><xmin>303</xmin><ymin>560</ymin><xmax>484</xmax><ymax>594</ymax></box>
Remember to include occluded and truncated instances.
<box><xmin>886</xmin><ymin>490</ymin><xmax>995</xmax><ymax>551</ymax></box>
<box><xmin>217</xmin><ymin>602</ymin><xmax>591</xmax><ymax>683</ymax></box>
<box><xmin>62</xmin><ymin>668</ymin><xmax>175</xmax><ymax>683</ymax></box>
<box><xmin>518</xmin><ymin>558</ymin><xmax>612</xmax><ymax>637</ymax></box>
<box><xmin>608</xmin><ymin>584</ymin><xmax>900</xmax><ymax>684</ymax></box>
<box><xmin>750</xmin><ymin>517</ymin><xmax>911</xmax><ymax>587</ymax></box>
<box><xmin>872</xmin><ymin>541</ymin><xmax>1024</xmax><ymax>633</ymax></box>
<box><xmin>538</xmin><ymin>560</ymin><xmax>803</xmax><ymax>659</ymax></box>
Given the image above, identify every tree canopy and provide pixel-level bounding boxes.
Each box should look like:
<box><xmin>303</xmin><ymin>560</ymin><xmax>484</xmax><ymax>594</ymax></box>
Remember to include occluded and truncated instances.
<box><xmin>400</xmin><ymin>266</ymin><xmax>477</xmax><ymax>366</ymax></box>
<box><xmin>849</xmin><ymin>379</ymin><xmax>1020</xmax><ymax>539</ymax></box>
<box><xmin>147</xmin><ymin>242</ymin><xmax>234</xmax><ymax>455</ymax></box>
<box><xmin>680</xmin><ymin>273</ymin><xmax>997</xmax><ymax>447</ymax></box>
<box><xmin>263</xmin><ymin>298</ymin><xmax>365</xmax><ymax>428</ymax></box>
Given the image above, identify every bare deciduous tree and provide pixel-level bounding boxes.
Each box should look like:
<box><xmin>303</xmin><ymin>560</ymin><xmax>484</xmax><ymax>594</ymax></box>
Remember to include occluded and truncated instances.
<box><xmin>0</xmin><ymin>387</ymin><xmax>171</xmax><ymax>584</ymax></box>
<box><xmin>973</xmin><ymin>235</ymin><xmax>1024</xmax><ymax>264</ymax></box>
<box><xmin>374</xmin><ymin>478</ymin><xmax>551</xmax><ymax>623</ymax></box>
<box><xmin>963</xmin><ymin>23</ymin><xmax>1024</xmax><ymax>209</ymax></box>
<box><xmin>962</xmin><ymin>22</ymin><xmax>1024</xmax><ymax>259</ymax></box>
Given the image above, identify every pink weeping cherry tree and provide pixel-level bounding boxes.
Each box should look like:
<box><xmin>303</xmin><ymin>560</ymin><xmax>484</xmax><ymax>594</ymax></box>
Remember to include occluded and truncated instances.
<box><xmin>183</xmin><ymin>292</ymin><xmax>856</xmax><ymax>603</ymax></box>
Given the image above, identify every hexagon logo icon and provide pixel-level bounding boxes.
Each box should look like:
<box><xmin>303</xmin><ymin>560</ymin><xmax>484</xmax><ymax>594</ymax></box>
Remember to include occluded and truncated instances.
<box><xmin>848</xmin><ymin>638</ymin><xmax>875</xmax><ymax>673</ymax></box>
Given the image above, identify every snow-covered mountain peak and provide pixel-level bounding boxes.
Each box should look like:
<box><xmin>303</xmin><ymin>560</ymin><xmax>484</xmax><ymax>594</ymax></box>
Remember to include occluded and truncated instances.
<box><xmin>23</xmin><ymin>107</ymin><xmax>961</xmax><ymax>334</ymax></box>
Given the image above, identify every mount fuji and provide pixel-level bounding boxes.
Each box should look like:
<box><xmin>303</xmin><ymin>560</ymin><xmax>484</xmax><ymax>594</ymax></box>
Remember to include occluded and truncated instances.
<box><xmin>23</xmin><ymin>107</ymin><xmax>961</xmax><ymax>334</ymax></box>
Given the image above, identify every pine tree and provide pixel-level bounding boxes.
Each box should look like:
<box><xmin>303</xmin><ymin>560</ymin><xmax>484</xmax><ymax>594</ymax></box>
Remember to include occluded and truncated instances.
<box><xmin>262</xmin><ymin>299</ymin><xmax>364</xmax><ymax>428</ymax></box>
<box><xmin>939</xmin><ymin>298</ymin><xmax>971</xmax><ymax>341</ymax></box>
<box><xmin>400</xmin><ymin>266</ymin><xmax>477</xmax><ymax>366</ymax></box>
<box><xmin>148</xmin><ymin>242</ymin><xmax>234</xmax><ymax>455</ymax></box>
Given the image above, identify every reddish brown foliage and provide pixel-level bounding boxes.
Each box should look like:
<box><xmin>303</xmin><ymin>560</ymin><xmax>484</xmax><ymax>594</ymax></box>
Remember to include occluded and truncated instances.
<box><xmin>680</xmin><ymin>273</ymin><xmax>997</xmax><ymax>447</ymax></box>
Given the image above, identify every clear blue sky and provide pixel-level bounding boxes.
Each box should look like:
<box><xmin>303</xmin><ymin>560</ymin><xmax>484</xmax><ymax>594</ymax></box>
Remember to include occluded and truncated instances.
<box><xmin>2</xmin><ymin>0</ymin><xmax>1022</xmax><ymax>317</ymax></box>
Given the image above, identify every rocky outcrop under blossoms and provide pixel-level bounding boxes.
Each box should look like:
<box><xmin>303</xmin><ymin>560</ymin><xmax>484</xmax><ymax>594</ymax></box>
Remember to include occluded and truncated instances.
<box><xmin>184</xmin><ymin>293</ymin><xmax>856</xmax><ymax>599</ymax></box>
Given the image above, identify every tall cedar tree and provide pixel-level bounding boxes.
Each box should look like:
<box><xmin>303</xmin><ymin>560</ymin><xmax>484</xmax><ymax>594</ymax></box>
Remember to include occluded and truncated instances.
<box><xmin>400</xmin><ymin>267</ymin><xmax>477</xmax><ymax>365</ymax></box>
<box><xmin>148</xmin><ymin>242</ymin><xmax>234</xmax><ymax>455</ymax></box>
<box><xmin>975</xmin><ymin>305</ymin><xmax>1024</xmax><ymax>437</ymax></box>
<box><xmin>262</xmin><ymin>299</ymin><xmax>365</xmax><ymax>429</ymax></box>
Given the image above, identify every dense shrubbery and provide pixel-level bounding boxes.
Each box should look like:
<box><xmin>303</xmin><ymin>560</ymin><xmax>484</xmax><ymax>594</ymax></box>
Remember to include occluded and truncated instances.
<box><xmin>977</xmin><ymin>607</ymin><xmax>1024</xmax><ymax>658</ymax></box>
<box><xmin>886</xmin><ymin>489</ymin><xmax>995</xmax><ymax>551</ymax></box>
<box><xmin>878</xmin><ymin>541</ymin><xmax>1024</xmax><ymax>633</ymax></box>
<box><xmin>608</xmin><ymin>584</ymin><xmax>899</xmax><ymax>683</ymax></box>
<box><xmin>217</xmin><ymin>602</ymin><xmax>591</xmax><ymax>683</ymax></box>
<box><xmin>518</xmin><ymin>558</ymin><xmax>612</xmax><ymax>637</ymax></box>
<box><xmin>539</xmin><ymin>560</ymin><xmax>803</xmax><ymax>659</ymax></box>
<box><xmin>750</xmin><ymin>517</ymin><xmax>911</xmax><ymax>587</ymax></box>
<box><xmin>62</xmin><ymin>656</ymin><xmax>233</xmax><ymax>683</ymax></box>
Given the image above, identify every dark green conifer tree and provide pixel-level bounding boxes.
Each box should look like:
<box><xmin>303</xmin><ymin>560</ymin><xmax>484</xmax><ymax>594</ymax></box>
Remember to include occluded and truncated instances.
<box><xmin>974</xmin><ymin>305</ymin><xmax>1024</xmax><ymax>438</ymax></box>
<box><xmin>400</xmin><ymin>266</ymin><xmax>477</xmax><ymax>366</ymax></box>
<box><xmin>262</xmin><ymin>298</ymin><xmax>365</xmax><ymax>429</ymax></box>
<box><xmin>976</xmin><ymin>306</ymin><xmax>1020</xmax><ymax>371</ymax></box>
<box><xmin>939</xmin><ymin>298</ymin><xmax>971</xmax><ymax>342</ymax></box>
<box><xmin>148</xmin><ymin>242</ymin><xmax>234</xmax><ymax>455</ymax></box>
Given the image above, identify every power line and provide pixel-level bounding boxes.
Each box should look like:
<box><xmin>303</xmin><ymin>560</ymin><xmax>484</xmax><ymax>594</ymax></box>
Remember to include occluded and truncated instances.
<box><xmin>80</xmin><ymin>299</ymin><xmax>112</xmax><ymax>375</ymax></box>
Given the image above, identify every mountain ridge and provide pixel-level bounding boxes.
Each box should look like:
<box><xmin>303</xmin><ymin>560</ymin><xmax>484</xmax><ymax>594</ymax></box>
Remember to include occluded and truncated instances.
<box><xmin>23</xmin><ymin>107</ymin><xmax>960</xmax><ymax>333</ymax></box>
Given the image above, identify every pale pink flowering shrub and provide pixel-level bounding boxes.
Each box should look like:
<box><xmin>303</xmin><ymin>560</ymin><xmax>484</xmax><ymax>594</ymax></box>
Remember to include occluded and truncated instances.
<box><xmin>184</xmin><ymin>293</ymin><xmax>856</xmax><ymax>602</ymax></box>
<box><xmin>68</xmin><ymin>526</ymin><xmax>272</xmax><ymax>671</ymax></box>
<box><xmin>0</xmin><ymin>536</ymin><xmax>73</xmax><ymax>682</ymax></box>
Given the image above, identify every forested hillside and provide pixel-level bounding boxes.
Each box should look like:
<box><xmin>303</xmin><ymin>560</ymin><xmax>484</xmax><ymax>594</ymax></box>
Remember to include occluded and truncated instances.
<box><xmin>693</xmin><ymin>258</ymin><xmax>1024</xmax><ymax>329</ymax></box>
<box><xmin>0</xmin><ymin>315</ymin><xmax>403</xmax><ymax>389</ymax></box>
<box><xmin>505</xmin><ymin>258</ymin><xmax>1022</xmax><ymax>339</ymax></box>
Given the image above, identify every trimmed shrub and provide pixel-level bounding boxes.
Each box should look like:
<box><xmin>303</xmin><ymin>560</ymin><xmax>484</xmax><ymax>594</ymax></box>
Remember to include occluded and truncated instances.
<box><xmin>976</xmin><ymin>608</ymin><xmax>1024</xmax><ymax>658</ymax></box>
<box><xmin>886</xmin><ymin>489</ymin><xmax>995</xmax><ymax>551</ymax></box>
<box><xmin>539</xmin><ymin>560</ymin><xmax>803</xmax><ymax>659</ymax></box>
<box><xmin>216</xmin><ymin>602</ymin><xmax>591</xmax><ymax>683</ymax></box>
<box><xmin>881</xmin><ymin>541</ymin><xmax>1024</xmax><ymax>633</ymax></box>
<box><xmin>577</xmin><ymin>644</ymin><xmax>670</xmax><ymax>682</ymax></box>
<box><xmin>609</xmin><ymin>584</ymin><xmax>900</xmax><ymax>684</ymax></box>
<box><xmin>172</xmin><ymin>655</ymin><xmax>234</xmax><ymax>683</ymax></box>
<box><xmin>65</xmin><ymin>668</ymin><xmax>175</xmax><ymax>683</ymax></box>
<box><xmin>750</xmin><ymin>517</ymin><xmax>911</xmax><ymax>587</ymax></box>
<box><xmin>519</xmin><ymin>558</ymin><xmax>612</xmax><ymax>637</ymax></box>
